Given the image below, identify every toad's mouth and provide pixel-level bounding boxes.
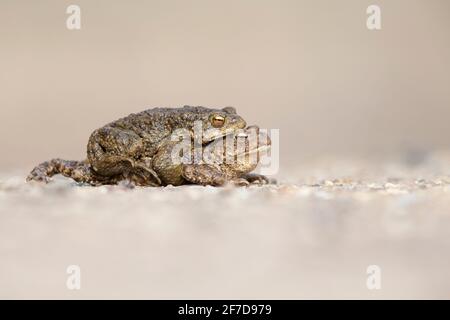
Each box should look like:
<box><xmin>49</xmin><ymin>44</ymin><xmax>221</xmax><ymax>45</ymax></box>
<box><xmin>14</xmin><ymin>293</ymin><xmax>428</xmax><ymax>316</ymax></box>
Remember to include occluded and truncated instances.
<box><xmin>203</xmin><ymin>126</ymin><xmax>272</xmax><ymax>159</ymax></box>
<box><xmin>235</xmin><ymin>144</ymin><xmax>271</xmax><ymax>157</ymax></box>
<box><xmin>202</xmin><ymin>131</ymin><xmax>234</xmax><ymax>146</ymax></box>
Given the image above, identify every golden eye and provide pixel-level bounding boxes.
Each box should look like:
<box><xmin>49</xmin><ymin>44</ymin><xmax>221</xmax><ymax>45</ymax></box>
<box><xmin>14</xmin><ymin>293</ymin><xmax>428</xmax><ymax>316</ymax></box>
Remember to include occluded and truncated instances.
<box><xmin>211</xmin><ymin>115</ymin><xmax>225</xmax><ymax>128</ymax></box>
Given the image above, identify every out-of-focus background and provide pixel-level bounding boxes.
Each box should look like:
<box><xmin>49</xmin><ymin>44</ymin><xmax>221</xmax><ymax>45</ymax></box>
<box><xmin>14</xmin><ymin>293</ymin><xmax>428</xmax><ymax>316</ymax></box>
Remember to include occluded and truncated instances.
<box><xmin>1</xmin><ymin>0</ymin><xmax>450</xmax><ymax>300</ymax></box>
<box><xmin>1</xmin><ymin>0</ymin><xmax>449</xmax><ymax>172</ymax></box>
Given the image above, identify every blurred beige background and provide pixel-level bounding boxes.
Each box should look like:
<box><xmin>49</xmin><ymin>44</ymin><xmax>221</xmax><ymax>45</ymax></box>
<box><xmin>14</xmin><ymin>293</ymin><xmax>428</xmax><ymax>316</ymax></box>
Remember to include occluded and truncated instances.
<box><xmin>1</xmin><ymin>0</ymin><xmax>449</xmax><ymax>172</ymax></box>
<box><xmin>2</xmin><ymin>1</ymin><xmax>450</xmax><ymax>300</ymax></box>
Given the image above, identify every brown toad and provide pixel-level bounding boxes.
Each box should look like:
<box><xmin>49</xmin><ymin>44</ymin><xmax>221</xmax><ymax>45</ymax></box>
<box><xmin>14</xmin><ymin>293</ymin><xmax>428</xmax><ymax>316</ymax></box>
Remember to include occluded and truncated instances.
<box><xmin>27</xmin><ymin>106</ymin><xmax>272</xmax><ymax>186</ymax></box>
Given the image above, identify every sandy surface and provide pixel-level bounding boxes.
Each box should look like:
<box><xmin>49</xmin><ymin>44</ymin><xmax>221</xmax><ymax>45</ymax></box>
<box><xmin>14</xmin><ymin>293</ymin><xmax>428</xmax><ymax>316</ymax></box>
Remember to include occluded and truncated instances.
<box><xmin>1</xmin><ymin>152</ymin><xmax>450</xmax><ymax>299</ymax></box>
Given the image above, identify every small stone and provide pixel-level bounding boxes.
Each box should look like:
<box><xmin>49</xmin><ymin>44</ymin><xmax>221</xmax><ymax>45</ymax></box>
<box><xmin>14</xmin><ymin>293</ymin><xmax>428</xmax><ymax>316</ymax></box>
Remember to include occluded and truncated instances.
<box><xmin>324</xmin><ymin>180</ymin><xmax>334</xmax><ymax>187</ymax></box>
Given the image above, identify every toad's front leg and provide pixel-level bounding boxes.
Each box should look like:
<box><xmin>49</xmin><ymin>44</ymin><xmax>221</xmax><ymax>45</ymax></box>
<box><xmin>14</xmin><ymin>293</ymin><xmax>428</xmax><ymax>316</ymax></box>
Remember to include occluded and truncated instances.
<box><xmin>151</xmin><ymin>141</ymin><xmax>240</xmax><ymax>186</ymax></box>
<box><xmin>181</xmin><ymin>164</ymin><xmax>252</xmax><ymax>186</ymax></box>
<box><xmin>181</xmin><ymin>164</ymin><xmax>226</xmax><ymax>186</ymax></box>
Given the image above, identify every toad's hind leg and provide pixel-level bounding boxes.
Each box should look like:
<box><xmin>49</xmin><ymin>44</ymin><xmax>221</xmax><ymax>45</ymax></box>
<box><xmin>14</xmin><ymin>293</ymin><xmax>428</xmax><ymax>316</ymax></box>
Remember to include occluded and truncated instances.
<box><xmin>87</xmin><ymin>126</ymin><xmax>161</xmax><ymax>186</ymax></box>
<box><xmin>87</xmin><ymin>126</ymin><xmax>141</xmax><ymax>176</ymax></box>
<box><xmin>27</xmin><ymin>159</ymin><xmax>94</xmax><ymax>184</ymax></box>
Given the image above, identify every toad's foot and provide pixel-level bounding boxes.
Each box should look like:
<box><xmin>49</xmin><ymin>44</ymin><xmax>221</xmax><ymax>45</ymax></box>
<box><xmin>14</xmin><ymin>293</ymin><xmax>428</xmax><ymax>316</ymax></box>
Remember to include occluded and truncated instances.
<box><xmin>27</xmin><ymin>159</ymin><xmax>94</xmax><ymax>184</ymax></box>
<box><xmin>227</xmin><ymin>175</ymin><xmax>275</xmax><ymax>187</ymax></box>
<box><xmin>242</xmin><ymin>173</ymin><xmax>277</xmax><ymax>185</ymax></box>
<box><xmin>127</xmin><ymin>163</ymin><xmax>162</xmax><ymax>186</ymax></box>
<box><xmin>241</xmin><ymin>173</ymin><xmax>272</xmax><ymax>185</ymax></box>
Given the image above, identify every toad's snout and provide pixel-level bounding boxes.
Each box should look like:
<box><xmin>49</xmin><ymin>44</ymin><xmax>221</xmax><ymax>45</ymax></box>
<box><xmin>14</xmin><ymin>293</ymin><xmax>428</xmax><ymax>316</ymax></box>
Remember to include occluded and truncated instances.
<box><xmin>240</xmin><ymin>125</ymin><xmax>271</xmax><ymax>148</ymax></box>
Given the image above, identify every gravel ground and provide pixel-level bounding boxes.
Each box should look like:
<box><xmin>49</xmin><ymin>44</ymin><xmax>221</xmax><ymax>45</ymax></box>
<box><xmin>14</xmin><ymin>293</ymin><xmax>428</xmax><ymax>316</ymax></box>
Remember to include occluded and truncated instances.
<box><xmin>1</xmin><ymin>152</ymin><xmax>450</xmax><ymax>299</ymax></box>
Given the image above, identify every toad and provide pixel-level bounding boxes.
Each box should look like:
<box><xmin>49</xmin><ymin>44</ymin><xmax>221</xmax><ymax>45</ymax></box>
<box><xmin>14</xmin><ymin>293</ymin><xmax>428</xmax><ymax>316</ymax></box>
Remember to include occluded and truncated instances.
<box><xmin>27</xmin><ymin>106</ymin><xmax>271</xmax><ymax>186</ymax></box>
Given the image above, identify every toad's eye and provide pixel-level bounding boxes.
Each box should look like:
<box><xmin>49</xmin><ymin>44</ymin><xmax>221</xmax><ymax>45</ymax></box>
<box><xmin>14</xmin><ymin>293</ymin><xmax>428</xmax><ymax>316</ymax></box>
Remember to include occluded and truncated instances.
<box><xmin>211</xmin><ymin>115</ymin><xmax>225</xmax><ymax>128</ymax></box>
